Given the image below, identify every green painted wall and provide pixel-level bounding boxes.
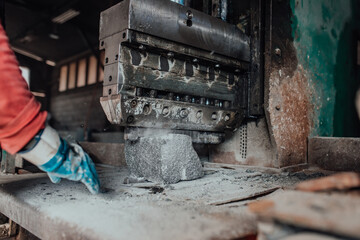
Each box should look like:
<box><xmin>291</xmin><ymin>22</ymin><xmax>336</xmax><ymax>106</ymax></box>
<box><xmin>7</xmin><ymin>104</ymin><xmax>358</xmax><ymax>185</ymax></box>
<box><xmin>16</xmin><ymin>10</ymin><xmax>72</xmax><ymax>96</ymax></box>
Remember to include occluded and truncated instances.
<box><xmin>290</xmin><ymin>0</ymin><xmax>360</xmax><ymax>137</ymax></box>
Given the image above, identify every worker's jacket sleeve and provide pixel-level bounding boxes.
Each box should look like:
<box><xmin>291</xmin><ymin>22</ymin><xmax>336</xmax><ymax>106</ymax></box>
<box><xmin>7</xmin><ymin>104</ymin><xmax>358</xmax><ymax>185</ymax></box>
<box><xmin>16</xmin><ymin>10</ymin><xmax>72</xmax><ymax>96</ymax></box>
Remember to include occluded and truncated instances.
<box><xmin>0</xmin><ymin>24</ymin><xmax>47</xmax><ymax>154</ymax></box>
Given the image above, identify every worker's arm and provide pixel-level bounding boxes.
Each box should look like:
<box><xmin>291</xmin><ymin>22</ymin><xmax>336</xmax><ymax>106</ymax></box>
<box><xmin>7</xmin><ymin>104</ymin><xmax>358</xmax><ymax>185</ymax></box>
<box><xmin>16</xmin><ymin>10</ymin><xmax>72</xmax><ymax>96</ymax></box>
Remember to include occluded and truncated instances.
<box><xmin>0</xmin><ymin>24</ymin><xmax>100</xmax><ymax>194</ymax></box>
<box><xmin>0</xmin><ymin>23</ymin><xmax>47</xmax><ymax>154</ymax></box>
<box><xmin>19</xmin><ymin>125</ymin><xmax>100</xmax><ymax>194</ymax></box>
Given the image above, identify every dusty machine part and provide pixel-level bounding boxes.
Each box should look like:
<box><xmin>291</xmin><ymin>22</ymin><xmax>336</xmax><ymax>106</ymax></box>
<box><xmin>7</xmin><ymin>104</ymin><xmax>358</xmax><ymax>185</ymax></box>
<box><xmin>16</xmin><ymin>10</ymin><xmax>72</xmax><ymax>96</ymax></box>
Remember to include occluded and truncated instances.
<box><xmin>124</xmin><ymin>127</ymin><xmax>224</xmax><ymax>144</ymax></box>
<box><xmin>210</xmin><ymin>118</ymin><xmax>276</xmax><ymax>167</ymax></box>
<box><xmin>99</xmin><ymin>0</ymin><xmax>250</xmax><ymax>142</ymax></box>
<box><xmin>125</xmin><ymin>134</ymin><xmax>203</xmax><ymax>184</ymax></box>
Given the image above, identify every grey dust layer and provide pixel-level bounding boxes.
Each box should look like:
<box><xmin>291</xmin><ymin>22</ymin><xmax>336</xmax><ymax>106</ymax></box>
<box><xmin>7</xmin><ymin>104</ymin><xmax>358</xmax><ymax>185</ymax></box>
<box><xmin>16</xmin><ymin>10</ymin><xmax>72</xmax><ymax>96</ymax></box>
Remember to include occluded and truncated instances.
<box><xmin>125</xmin><ymin>134</ymin><xmax>204</xmax><ymax>184</ymax></box>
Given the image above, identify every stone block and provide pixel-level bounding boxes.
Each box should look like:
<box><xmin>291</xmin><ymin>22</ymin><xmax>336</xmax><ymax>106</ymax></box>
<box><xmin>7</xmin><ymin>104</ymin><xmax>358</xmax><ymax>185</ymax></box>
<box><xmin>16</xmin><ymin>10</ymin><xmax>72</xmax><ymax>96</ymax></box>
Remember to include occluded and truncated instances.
<box><xmin>125</xmin><ymin>134</ymin><xmax>203</xmax><ymax>184</ymax></box>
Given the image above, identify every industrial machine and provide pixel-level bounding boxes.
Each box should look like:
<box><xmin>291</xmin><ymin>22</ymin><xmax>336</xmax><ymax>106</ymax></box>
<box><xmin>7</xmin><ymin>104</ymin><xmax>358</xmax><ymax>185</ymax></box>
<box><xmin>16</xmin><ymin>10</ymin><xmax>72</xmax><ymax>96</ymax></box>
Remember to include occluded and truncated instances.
<box><xmin>98</xmin><ymin>0</ymin><xmax>261</xmax><ymax>145</ymax></box>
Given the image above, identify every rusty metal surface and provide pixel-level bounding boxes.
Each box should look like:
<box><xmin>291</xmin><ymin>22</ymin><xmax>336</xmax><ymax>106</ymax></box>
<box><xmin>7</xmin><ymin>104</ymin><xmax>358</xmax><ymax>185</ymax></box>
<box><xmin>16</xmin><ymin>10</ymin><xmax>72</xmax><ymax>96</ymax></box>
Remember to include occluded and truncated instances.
<box><xmin>263</xmin><ymin>0</ymin><xmax>311</xmax><ymax>168</ymax></box>
<box><xmin>308</xmin><ymin>137</ymin><xmax>360</xmax><ymax>172</ymax></box>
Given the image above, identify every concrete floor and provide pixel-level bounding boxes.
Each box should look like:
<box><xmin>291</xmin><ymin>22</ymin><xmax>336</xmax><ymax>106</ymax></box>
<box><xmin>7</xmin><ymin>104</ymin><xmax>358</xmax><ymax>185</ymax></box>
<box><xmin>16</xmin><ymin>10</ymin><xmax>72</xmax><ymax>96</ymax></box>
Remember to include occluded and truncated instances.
<box><xmin>0</xmin><ymin>164</ymin><xmax>325</xmax><ymax>240</ymax></box>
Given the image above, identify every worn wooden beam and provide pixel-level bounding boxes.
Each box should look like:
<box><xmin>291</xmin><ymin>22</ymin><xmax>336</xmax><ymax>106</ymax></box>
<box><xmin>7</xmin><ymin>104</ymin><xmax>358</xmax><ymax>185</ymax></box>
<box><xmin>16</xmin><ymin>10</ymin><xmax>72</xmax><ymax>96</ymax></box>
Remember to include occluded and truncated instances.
<box><xmin>249</xmin><ymin>190</ymin><xmax>360</xmax><ymax>239</ymax></box>
<box><xmin>295</xmin><ymin>172</ymin><xmax>360</xmax><ymax>192</ymax></box>
<box><xmin>308</xmin><ymin>137</ymin><xmax>360</xmax><ymax>172</ymax></box>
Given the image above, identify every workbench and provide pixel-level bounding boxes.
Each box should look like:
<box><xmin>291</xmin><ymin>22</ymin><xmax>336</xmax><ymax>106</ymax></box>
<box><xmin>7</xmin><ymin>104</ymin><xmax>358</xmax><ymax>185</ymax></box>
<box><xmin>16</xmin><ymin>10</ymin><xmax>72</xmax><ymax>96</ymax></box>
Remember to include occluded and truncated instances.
<box><xmin>0</xmin><ymin>164</ymin><xmax>314</xmax><ymax>240</ymax></box>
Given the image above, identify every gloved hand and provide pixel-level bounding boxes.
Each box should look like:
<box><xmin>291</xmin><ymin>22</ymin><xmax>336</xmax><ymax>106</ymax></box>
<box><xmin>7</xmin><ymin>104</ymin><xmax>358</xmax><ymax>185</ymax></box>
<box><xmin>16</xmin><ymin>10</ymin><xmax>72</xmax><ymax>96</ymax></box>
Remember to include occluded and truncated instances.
<box><xmin>19</xmin><ymin>125</ymin><xmax>100</xmax><ymax>194</ymax></box>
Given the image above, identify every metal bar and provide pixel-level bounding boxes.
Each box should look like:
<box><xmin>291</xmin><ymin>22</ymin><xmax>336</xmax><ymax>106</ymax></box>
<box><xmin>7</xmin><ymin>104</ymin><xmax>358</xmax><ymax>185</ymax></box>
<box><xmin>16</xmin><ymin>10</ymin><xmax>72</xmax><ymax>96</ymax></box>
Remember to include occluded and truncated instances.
<box><xmin>248</xmin><ymin>0</ymin><xmax>265</xmax><ymax>116</ymax></box>
<box><xmin>100</xmin><ymin>0</ymin><xmax>250</xmax><ymax>61</ymax></box>
<box><xmin>211</xmin><ymin>0</ymin><xmax>221</xmax><ymax>18</ymax></box>
<box><xmin>220</xmin><ymin>0</ymin><xmax>227</xmax><ymax>22</ymax></box>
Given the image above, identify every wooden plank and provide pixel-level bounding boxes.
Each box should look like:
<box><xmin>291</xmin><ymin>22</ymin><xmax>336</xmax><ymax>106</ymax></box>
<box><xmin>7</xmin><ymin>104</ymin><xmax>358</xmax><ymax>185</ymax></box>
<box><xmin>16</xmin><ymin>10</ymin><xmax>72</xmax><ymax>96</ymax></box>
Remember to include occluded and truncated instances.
<box><xmin>249</xmin><ymin>190</ymin><xmax>360</xmax><ymax>239</ymax></box>
<box><xmin>295</xmin><ymin>172</ymin><xmax>360</xmax><ymax>192</ymax></box>
<box><xmin>308</xmin><ymin>137</ymin><xmax>360</xmax><ymax>172</ymax></box>
<box><xmin>80</xmin><ymin>142</ymin><xmax>126</xmax><ymax>167</ymax></box>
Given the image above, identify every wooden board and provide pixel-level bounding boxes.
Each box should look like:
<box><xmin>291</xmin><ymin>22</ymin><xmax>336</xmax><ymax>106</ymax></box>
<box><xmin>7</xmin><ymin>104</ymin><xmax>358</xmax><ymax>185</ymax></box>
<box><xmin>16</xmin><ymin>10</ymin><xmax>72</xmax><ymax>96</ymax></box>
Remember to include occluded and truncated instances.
<box><xmin>249</xmin><ymin>190</ymin><xmax>360</xmax><ymax>239</ymax></box>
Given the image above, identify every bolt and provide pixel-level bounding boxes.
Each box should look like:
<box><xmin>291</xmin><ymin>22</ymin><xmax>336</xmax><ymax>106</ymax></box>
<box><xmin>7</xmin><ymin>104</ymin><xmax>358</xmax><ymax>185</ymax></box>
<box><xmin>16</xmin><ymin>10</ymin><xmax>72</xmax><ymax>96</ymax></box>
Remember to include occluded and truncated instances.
<box><xmin>224</xmin><ymin>114</ymin><xmax>231</xmax><ymax>121</ymax></box>
<box><xmin>186</xmin><ymin>10</ymin><xmax>193</xmax><ymax>19</ymax></box>
<box><xmin>175</xmin><ymin>95</ymin><xmax>180</xmax><ymax>101</ymax></box>
<box><xmin>224</xmin><ymin>101</ymin><xmax>230</xmax><ymax>108</ymax></box>
<box><xmin>131</xmin><ymin>100</ymin><xmax>137</xmax><ymax>108</ymax></box>
<box><xmin>143</xmin><ymin>105</ymin><xmax>151</xmax><ymax>115</ymax></box>
<box><xmin>200</xmin><ymin>98</ymin><xmax>206</xmax><ymax>105</ymax></box>
<box><xmin>184</xmin><ymin>95</ymin><xmax>191</xmax><ymax>102</ymax></box>
<box><xmin>139</xmin><ymin>45</ymin><xmax>145</xmax><ymax>50</ymax></box>
<box><xmin>206</xmin><ymin>99</ymin><xmax>210</xmax><ymax>105</ymax></box>
<box><xmin>192</xmin><ymin>58</ymin><xmax>198</xmax><ymax>63</ymax></box>
<box><xmin>211</xmin><ymin>112</ymin><xmax>217</xmax><ymax>120</ymax></box>
<box><xmin>215</xmin><ymin>64</ymin><xmax>220</xmax><ymax>68</ymax></box>
<box><xmin>275</xmin><ymin>105</ymin><xmax>281</xmax><ymax>111</ymax></box>
<box><xmin>127</xmin><ymin>116</ymin><xmax>134</xmax><ymax>123</ymax></box>
<box><xmin>235</xmin><ymin>69</ymin><xmax>240</xmax><ymax>73</ymax></box>
<box><xmin>274</xmin><ymin>48</ymin><xmax>282</xmax><ymax>56</ymax></box>
<box><xmin>214</xmin><ymin>100</ymin><xmax>220</xmax><ymax>107</ymax></box>
<box><xmin>167</xmin><ymin>52</ymin><xmax>174</xmax><ymax>58</ymax></box>
<box><xmin>196</xmin><ymin>111</ymin><xmax>203</xmax><ymax>119</ymax></box>
<box><xmin>162</xmin><ymin>107</ymin><xmax>170</xmax><ymax>115</ymax></box>
<box><xmin>180</xmin><ymin>109</ymin><xmax>189</xmax><ymax>118</ymax></box>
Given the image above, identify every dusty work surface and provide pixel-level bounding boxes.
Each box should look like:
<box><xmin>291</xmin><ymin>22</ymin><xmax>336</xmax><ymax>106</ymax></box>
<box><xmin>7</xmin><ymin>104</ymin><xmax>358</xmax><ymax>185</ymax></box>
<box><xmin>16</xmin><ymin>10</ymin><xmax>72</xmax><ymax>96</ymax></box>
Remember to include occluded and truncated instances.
<box><xmin>0</xmin><ymin>164</ymin><xmax>325</xmax><ymax>240</ymax></box>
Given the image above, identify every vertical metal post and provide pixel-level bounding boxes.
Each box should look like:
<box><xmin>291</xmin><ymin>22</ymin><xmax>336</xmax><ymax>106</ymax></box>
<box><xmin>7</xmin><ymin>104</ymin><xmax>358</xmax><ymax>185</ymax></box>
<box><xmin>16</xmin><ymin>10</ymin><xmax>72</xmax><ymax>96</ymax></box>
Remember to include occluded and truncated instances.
<box><xmin>220</xmin><ymin>0</ymin><xmax>227</xmax><ymax>21</ymax></box>
<box><xmin>211</xmin><ymin>0</ymin><xmax>221</xmax><ymax>18</ymax></box>
<box><xmin>248</xmin><ymin>0</ymin><xmax>265</xmax><ymax>117</ymax></box>
<box><xmin>211</xmin><ymin>0</ymin><xmax>227</xmax><ymax>22</ymax></box>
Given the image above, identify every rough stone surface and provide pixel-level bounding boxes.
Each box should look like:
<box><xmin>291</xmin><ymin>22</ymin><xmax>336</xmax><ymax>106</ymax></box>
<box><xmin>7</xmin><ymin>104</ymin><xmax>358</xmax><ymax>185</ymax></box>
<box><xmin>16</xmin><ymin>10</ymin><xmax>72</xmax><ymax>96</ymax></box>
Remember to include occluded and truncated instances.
<box><xmin>125</xmin><ymin>134</ymin><xmax>203</xmax><ymax>184</ymax></box>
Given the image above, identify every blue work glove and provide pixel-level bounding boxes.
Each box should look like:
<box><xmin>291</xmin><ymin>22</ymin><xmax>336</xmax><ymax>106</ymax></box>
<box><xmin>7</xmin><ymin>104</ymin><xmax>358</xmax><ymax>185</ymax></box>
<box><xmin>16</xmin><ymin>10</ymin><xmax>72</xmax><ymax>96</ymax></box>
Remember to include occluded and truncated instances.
<box><xmin>19</xmin><ymin>125</ymin><xmax>100</xmax><ymax>194</ymax></box>
<box><xmin>38</xmin><ymin>139</ymin><xmax>100</xmax><ymax>194</ymax></box>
